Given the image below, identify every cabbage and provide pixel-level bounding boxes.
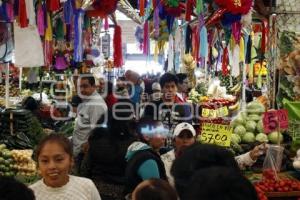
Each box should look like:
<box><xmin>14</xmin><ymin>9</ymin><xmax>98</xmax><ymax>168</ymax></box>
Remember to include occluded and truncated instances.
<box><xmin>231</xmin><ymin>134</ymin><xmax>241</xmax><ymax>144</ymax></box>
<box><xmin>256</xmin><ymin>133</ymin><xmax>269</xmax><ymax>143</ymax></box>
<box><xmin>268</xmin><ymin>131</ymin><xmax>283</xmax><ymax>144</ymax></box>
<box><xmin>242</xmin><ymin>132</ymin><xmax>256</xmax><ymax>143</ymax></box>
<box><xmin>230</xmin><ymin>114</ymin><xmax>244</xmax><ymax>128</ymax></box>
<box><xmin>245</xmin><ymin>121</ymin><xmax>257</xmax><ymax>132</ymax></box>
<box><xmin>248</xmin><ymin>114</ymin><xmax>261</xmax><ymax>122</ymax></box>
<box><xmin>246</xmin><ymin>101</ymin><xmax>265</xmax><ymax>113</ymax></box>
<box><xmin>234</xmin><ymin>125</ymin><xmax>246</xmax><ymax>137</ymax></box>
<box><xmin>256</xmin><ymin>120</ymin><xmax>264</xmax><ymax>133</ymax></box>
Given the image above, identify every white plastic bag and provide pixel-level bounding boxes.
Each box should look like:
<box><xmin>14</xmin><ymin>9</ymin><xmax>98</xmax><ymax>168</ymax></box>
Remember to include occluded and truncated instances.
<box><xmin>14</xmin><ymin>23</ymin><xmax>44</xmax><ymax>67</ymax></box>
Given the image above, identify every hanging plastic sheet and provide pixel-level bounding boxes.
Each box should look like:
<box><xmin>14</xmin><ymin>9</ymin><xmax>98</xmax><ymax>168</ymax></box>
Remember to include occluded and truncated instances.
<box><xmin>74</xmin><ymin>10</ymin><xmax>84</xmax><ymax>62</ymax></box>
<box><xmin>14</xmin><ymin>23</ymin><xmax>44</xmax><ymax>67</ymax></box>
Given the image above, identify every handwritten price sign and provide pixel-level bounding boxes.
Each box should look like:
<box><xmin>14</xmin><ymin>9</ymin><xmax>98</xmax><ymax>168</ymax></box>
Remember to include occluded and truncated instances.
<box><xmin>198</xmin><ymin>123</ymin><xmax>233</xmax><ymax>147</ymax></box>
<box><xmin>202</xmin><ymin>107</ymin><xmax>229</xmax><ymax>118</ymax></box>
<box><xmin>263</xmin><ymin>109</ymin><xmax>289</xmax><ymax>133</ymax></box>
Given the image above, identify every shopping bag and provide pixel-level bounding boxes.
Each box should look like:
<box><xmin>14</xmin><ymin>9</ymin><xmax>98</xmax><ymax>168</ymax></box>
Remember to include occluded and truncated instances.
<box><xmin>14</xmin><ymin>23</ymin><xmax>44</xmax><ymax>67</ymax></box>
<box><xmin>262</xmin><ymin>145</ymin><xmax>284</xmax><ymax>180</ymax></box>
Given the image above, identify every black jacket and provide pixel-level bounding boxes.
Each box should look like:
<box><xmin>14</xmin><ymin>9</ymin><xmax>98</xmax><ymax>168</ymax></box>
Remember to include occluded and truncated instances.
<box><xmin>124</xmin><ymin>149</ymin><xmax>167</xmax><ymax>194</ymax></box>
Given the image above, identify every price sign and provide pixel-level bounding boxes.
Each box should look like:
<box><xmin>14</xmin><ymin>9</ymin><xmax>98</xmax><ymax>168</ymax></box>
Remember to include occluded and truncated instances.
<box><xmin>198</xmin><ymin>123</ymin><xmax>233</xmax><ymax>147</ymax></box>
<box><xmin>277</xmin><ymin>109</ymin><xmax>289</xmax><ymax>130</ymax></box>
<box><xmin>202</xmin><ymin>108</ymin><xmax>210</xmax><ymax>118</ymax></box>
<box><xmin>202</xmin><ymin>107</ymin><xmax>228</xmax><ymax>118</ymax></box>
<box><xmin>263</xmin><ymin>109</ymin><xmax>289</xmax><ymax>133</ymax></box>
<box><xmin>217</xmin><ymin>106</ymin><xmax>229</xmax><ymax>117</ymax></box>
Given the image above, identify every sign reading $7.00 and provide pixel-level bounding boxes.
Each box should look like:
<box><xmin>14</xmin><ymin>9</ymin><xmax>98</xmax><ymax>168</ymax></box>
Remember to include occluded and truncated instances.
<box><xmin>198</xmin><ymin>123</ymin><xmax>233</xmax><ymax>147</ymax></box>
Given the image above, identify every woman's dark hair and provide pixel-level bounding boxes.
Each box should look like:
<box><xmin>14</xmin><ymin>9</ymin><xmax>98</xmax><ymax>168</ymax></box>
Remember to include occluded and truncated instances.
<box><xmin>176</xmin><ymin>73</ymin><xmax>188</xmax><ymax>84</ymax></box>
<box><xmin>22</xmin><ymin>96</ymin><xmax>39</xmax><ymax>112</ymax></box>
<box><xmin>34</xmin><ymin>134</ymin><xmax>73</xmax><ymax>162</ymax></box>
<box><xmin>0</xmin><ymin>176</ymin><xmax>35</xmax><ymax>200</ymax></box>
<box><xmin>133</xmin><ymin>179</ymin><xmax>178</xmax><ymax>200</ymax></box>
<box><xmin>182</xmin><ymin>167</ymin><xmax>258</xmax><ymax>200</ymax></box>
<box><xmin>159</xmin><ymin>73</ymin><xmax>178</xmax><ymax>88</ymax></box>
<box><xmin>171</xmin><ymin>143</ymin><xmax>240</xmax><ymax>199</ymax></box>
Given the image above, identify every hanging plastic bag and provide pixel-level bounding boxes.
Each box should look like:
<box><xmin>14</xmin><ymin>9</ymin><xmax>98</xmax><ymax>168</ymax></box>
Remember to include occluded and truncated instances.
<box><xmin>262</xmin><ymin>145</ymin><xmax>284</xmax><ymax>180</ymax></box>
<box><xmin>14</xmin><ymin>23</ymin><xmax>44</xmax><ymax>67</ymax></box>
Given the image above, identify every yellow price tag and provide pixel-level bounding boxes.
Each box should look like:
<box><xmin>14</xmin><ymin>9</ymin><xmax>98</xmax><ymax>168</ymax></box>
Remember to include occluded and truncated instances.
<box><xmin>202</xmin><ymin>108</ymin><xmax>210</xmax><ymax>117</ymax></box>
<box><xmin>202</xmin><ymin>108</ymin><xmax>218</xmax><ymax>118</ymax></box>
<box><xmin>198</xmin><ymin>123</ymin><xmax>233</xmax><ymax>147</ymax></box>
<box><xmin>209</xmin><ymin>109</ymin><xmax>217</xmax><ymax>118</ymax></box>
<box><xmin>218</xmin><ymin>107</ymin><xmax>229</xmax><ymax>117</ymax></box>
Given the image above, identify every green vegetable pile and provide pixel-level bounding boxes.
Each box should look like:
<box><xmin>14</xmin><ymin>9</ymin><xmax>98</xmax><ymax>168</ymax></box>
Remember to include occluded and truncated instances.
<box><xmin>0</xmin><ymin>144</ymin><xmax>15</xmax><ymax>177</ymax></box>
<box><xmin>230</xmin><ymin>101</ymin><xmax>284</xmax><ymax>146</ymax></box>
<box><xmin>0</xmin><ymin>109</ymin><xmax>44</xmax><ymax>149</ymax></box>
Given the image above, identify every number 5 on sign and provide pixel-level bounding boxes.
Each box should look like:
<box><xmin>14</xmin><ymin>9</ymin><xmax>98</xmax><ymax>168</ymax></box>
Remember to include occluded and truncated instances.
<box><xmin>263</xmin><ymin>109</ymin><xmax>289</xmax><ymax>133</ymax></box>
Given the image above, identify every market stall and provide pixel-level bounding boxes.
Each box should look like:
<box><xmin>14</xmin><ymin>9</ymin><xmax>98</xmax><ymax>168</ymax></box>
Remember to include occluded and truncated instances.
<box><xmin>0</xmin><ymin>0</ymin><xmax>299</xmax><ymax>198</ymax></box>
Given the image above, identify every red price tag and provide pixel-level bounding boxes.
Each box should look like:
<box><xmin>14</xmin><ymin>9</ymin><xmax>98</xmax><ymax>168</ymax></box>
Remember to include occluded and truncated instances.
<box><xmin>263</xmin><ymin>111</ymin><xmax>278</xmax><ymax>133</ymax></box>
<box><xmin>263</xmin><ymin>110</ymin><xmax>289</xmax><ymax>133</ymax></box>
<box><xmin>277</xmin><ymin>109</ymin><xmax>289</xmax><ymax>130</ymax></box>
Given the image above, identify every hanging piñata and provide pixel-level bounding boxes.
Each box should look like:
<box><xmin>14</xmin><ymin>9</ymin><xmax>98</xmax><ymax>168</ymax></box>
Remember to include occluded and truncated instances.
<box><xmin>86</xmin><ymin>0</ymin><xmax>118</xmax><ymax>18</ymax></box>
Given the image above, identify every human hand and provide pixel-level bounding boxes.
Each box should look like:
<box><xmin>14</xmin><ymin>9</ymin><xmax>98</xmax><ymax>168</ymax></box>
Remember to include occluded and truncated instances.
<box><xmin>250</xmin><ymin>143</ymin><xmax>268</xmax><ymax>161</ymax></box>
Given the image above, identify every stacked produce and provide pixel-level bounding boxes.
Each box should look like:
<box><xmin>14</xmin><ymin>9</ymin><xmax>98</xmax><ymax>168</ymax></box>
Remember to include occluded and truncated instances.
<box><xmin>0</xmin><ymin>144</ymin><xmax>15</xmax><ymax>177</ymax></box>
<box><xmin>218</xmin><ymin>74</ymin><xmax>238</xmax><ymax>90</ymax></box>
<box><xmin>0</xmin><ymin>109</ymin><xmax>44</xmax><ymax>149</ymax></box>
<box><xmin>254</xmin><ymin>169</ymin><xmax>300</xmax><ymax>200</ymax></box>
<box><xmin>230</xmin><ymin>101</ymin><xmax>284</xmax><ymax>145</ymax></box>
<box><xmin>11</xmin><ymin>150</ymin><xmax>36</xmax><ymax>177</ymax></box>
<box><xmin>0</xmin><ymin>85</ymin><xmax>20</xmax><ymax>97</ymax></box>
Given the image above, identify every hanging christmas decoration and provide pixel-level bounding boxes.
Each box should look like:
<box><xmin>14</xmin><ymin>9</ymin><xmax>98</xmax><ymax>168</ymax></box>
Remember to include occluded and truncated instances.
<box><xmin>205</xmin><ymin>8</ymin><xmax>226</xmax><ymax>27</ymax></box>
<box><xmin>19</xmin><ymin>0</ymin><xmax>28</xmax><ymax>28</ymax></box>
<box><xmin>37</xmin><ymin>3</ymin><xmax>45</xmax><ymax>36</ymax></box>
<box><xmin>214</xmin><ymin>0</ymin><xmax>253</xmax><ymax>15</ymax></box>
<box><xmin>63</xmin><ymin>0</ymin><xmax>73</xmax><ymax>24</ymax></box>
<box><xmin>139</xmin><ymin>0</ymin><xmax>145</xmax><ymax>16</ymax></box>
<box><xmin>231</xmin><ymin>21</ymin><xmax>242</xmax><ymax>43</ymax></box>
<box><xmin>47</xmin><ymin>0</ymin><xmax>61</xmax><ymax>12</ymax></box>
<box><xmin>113</xmin><ymin>25</ymin><xmax>123</xmax><ymax>67</ymax></box>
<box><xmin>74</xmin><ymin>10</ymin><xmax>84</xmax><ymax>62</ymax></box>
<box><xmin>86</xmin><ymin>0</ymin><xmax>118</xmax><ymax>18</ymax></box>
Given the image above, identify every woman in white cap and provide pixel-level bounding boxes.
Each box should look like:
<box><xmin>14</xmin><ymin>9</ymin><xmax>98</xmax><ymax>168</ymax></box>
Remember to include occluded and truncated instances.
<box><xmin>161</xmin><ymin>122</ymin><xmax>267</xmax><ymax>186</ymax></box>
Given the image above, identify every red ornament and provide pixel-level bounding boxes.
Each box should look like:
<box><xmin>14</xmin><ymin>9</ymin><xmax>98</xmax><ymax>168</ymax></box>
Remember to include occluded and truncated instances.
<box><xmin>214</xmin><ymin>0</ymin><xmax>252</xmax><ymax>15</ymax></box>
<box><xmin>86</xmin><ymin>0</ymin><xmax>118</xmax><ymax>18</ymax></box>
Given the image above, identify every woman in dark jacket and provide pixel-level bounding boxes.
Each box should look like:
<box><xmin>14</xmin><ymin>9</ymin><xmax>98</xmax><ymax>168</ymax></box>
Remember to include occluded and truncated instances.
<box><xmin>82</xmin><ymin>99</ymin><xmax>137</xmax><ymax>200</ymax></box>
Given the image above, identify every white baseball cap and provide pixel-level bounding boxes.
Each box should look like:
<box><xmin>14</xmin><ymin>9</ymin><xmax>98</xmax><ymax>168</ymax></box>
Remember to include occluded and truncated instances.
<box><xmin>152</xmin><ymin>82</ymin><xmax>161</xmax><ymax>91</ymax></box>
<box><xmin>173</xmin><ymin>122</ymin><xmax>196</xmax><ymax>137</ymax></box>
